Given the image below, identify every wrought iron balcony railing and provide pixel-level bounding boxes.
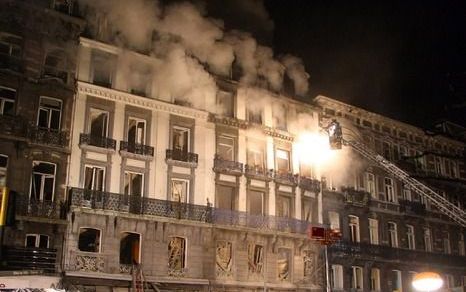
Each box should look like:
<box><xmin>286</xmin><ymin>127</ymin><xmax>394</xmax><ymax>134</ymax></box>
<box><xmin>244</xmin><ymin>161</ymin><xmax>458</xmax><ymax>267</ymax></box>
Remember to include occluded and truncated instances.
<box><xmin>3</xmin><ymin>246</ymin><xmax>58</xmax><ymax>273</ymax></box>
<box><xmin>79</xmin><ymin>133</ymin><xmax>116</xmax><ymax>150</ymax></box>
<box><xmin>329</xmin><ymin>240</ymin><xmax>466</xmax><ymax>267</ymax></box>
<box><xmin>28</xmin><ymin>125</ymin><xmax>69</xmax><ymax>147</ymax></box>
<box><xmin>274</xmin><ymin>171</ymin><xmax>298</xmax><ymax>185</ymax></box>
<box><xmin>0</xmin><ymin>114</ymin><xmax>28</xmax><ymax>138</ymax></box>
<box><xmin>0</xmin><ymin>52</ymin><xmax>23</xmax><ymax>72</ymax></box>
<box><xmin>342</xmin><ymin>187</ymin><xmax>370</xmax><ymax>206</ymax></box>
<box><xmin>166</xmin><ymin>149</ymin><xmax>198</xmax><ymax>164</ymax></box>
<box><xmin>399</xmin><ymin>199</ymin><xmax>426</xmax><ymax>215</ymax></box>
<box><xmin>299</xmin><ymin>177</ymin><xmax>321</xmax><ymax>193</ymax></box>
<box><xmin>120</xmin><ymin>141</ymin><xmax>154</xmax><ymax>157</ymax></box>
<box><xmin>213</xmin><ymin>156</ymin><xmax>243</xmax><ymax>174</ymax></box>
<box><xmin>69</xmin><ymin>188</ymin><xmax>325</xmax><ymax>235</ymax></box>
<box><xmin>15</xmin><ymin>194</ymin><xmax>65</xmax><ymax>220</ymax></box>
<box><xmin>244</xmin><ymin>164</ymin><xmax>273</xmax><ymax>179</ymax></box>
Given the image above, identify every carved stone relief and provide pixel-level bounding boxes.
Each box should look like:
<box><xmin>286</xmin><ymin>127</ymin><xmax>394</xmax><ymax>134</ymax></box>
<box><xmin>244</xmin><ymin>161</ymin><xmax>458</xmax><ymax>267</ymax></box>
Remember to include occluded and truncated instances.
<box><xmin>277</xmin><ymin>248</ymin><xmax>291</xmax><ymax>281</ymax></box>
<box><xmin>216</xmin><ymin>241</ymin><xmax>233</xmax><ymax>277</ymax></box>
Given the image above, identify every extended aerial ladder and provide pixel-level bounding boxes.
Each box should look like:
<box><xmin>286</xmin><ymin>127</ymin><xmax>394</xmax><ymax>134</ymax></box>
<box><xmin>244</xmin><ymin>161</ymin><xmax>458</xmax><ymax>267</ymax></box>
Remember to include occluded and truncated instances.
<box><xmin>327</xmin><ymin>120</ymin><xmax>466</xmax><ymax>227</ymax></box>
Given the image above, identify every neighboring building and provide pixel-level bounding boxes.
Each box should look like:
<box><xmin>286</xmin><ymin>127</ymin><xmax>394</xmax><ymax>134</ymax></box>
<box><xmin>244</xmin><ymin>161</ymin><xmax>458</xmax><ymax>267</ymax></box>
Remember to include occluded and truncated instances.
<box><xmin>0</xmin><ymin>0</ymin><xmax>84</xmax><ymax>279</ymax></box>
<box><xmin>316</xmin><ymin>95</ymin><xmax>466</xmax><ymax>292</ymax></box>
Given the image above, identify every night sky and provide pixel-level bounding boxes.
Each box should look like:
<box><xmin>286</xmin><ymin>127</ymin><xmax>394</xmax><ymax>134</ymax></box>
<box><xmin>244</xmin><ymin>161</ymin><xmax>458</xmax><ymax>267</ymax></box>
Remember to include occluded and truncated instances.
<box><xmin>264</xmin><ymin>0</ymin><xmax>466</xmax><ymax>129</ymax></box>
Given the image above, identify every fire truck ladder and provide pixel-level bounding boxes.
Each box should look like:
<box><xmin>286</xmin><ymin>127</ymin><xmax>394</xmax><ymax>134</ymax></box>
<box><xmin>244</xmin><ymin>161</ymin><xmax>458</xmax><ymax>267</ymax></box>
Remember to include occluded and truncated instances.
<box><xmin>344</xmin><ymin>139</ymin><xmax>466</xmax><ymax>227</ymax></box>
<box><xmin>132</xmin><ymin>264</ymin><xmax>145</xmax><ymax>292</ymax></box>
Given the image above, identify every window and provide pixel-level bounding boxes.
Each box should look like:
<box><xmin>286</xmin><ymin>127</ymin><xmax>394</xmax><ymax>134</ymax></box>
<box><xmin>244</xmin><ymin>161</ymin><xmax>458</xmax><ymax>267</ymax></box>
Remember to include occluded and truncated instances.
<box><xmin>388</xmin><ymin>222</ymin><xmax>398</xmax><ymax>248</ymax></box>
<box><xmin>124</xmin><ymin>172</ymin><xmax>143</xmax><ymax>196</ymax></box>
<box><xmin>172</xmin><ymin>126</ymin><xmax>190</xmax><ymax>153</ymax></box>
<box><xmin>91</xmin><ymin>50</ymin><xmax>115</xmax><ymax>87</ymax></box>
<box><xmin>383</xmin><ymin>142</ymin><xmax>392</xmax><ymax>160</ymax></box>
<box><xmin>273</xmin><ymin>103</ymin><xmax>287</xmax><ymax>131</ymax></box>
<box><xmin>37</xmin><ymin>97</ymin><xmax>62</xmax><ymax>130</ymax></box>
<box><xmin>0</xmin><ymin>87</ymin><xmax>16</xmax><ymax>116</ymax></box>
<box><xmin>52</xmin><ymin>0</ymin><xmax>73</xmax><ymax>14</ymax></box>
<box><xmin>277</xmin><ymin>248</ymin><xmax>291</xmax><ymax>281</ymax></box>
<box><xmin>369</xmin><ymin>218</ymin><xmax>379</xmax><ymax>245</ymax></box>
<box><xmin>120</xmin><ymin>232</ymin><xmax>140</xmax><ymax>265</ymax></box>
<box><xmin>84</xmin><ymin>165</ymin><xmax>105</xmax><ymax>191</ymax></box>
<box><xmin>443</xmin><ymin>232</ymin><xmax>451</xmax><ymax>254</ymax></box>
<box><xmin>300</xmin><ymin>162</ymin><xmax>313</xmax><ymax>178</ymax></box>
<box><xmin>445</xmin><ymin>274</ymin><xmax>454</xmax><ymax>289</ymax></box>
<box><xmin>330</xmin><ymin>265</ymin><xmax>343</xmax><ymax>289</ymax></box>
<box><xmin>366</xmin><ymin>172</ymin><xmax>376</xmax><ymax>198</ymax></box>
<box><xmin>276</xmin><ymin>148</ymin><xmax>291</xmax><ymax>174</ymax></box>
<box><xmin>171</xmin><ymin>178</ymin><xmax>189</xmax><ymax>203</ymax></box>
<box><xmin>247</xmin><ymin>107</ymin><xmax>262</xmax><ymax>124</ymax></box>
<box><xmin>406</xmin><ymin>225</ymin><xmax>415</xmax><ymax>250</ymax></box>
<box><xmin>216</xmin><ymin>184</ymin><xmax>235</xmax><ymax>210</ymax></box>
<box><xmin>391</xmin><ymin>270</ymin><xmax>402</xmax><ymax>292</ymax></box>
<box><xmin>351</xmin><ymin>266</ymin><xmax>363</xmax><ymax>290</ymax></box>
<box><xmin>348</xmin><ymin>215</ymin><xmax>360</xmax><ymax>242</ymax></box>
<box><xmin>423</xmin><ymin>228</ymin><xmax>432</xmax><ymax>252</ymax></box>
<box><xmin>328</xmin><ymin>211</ymin><xmax>340</xmax><ymax>230</ymax></box>
<box><xmin>248</xmin><ymin>190</ymin><xmax>265</xmax><ymax>215</ymax></box>
<box><xmin>434</xmin><ymin>157</ymin><xmax>444</xmax><ymax>175</ymax></box>
<box><xmin>127</xmin><ymin>118</ymin><xmax>145</xmax><ymax>145</ymax></box>
<box><xmin>0</xmin><ymin>154</ymin><xmax>7</xmax><ymax>187</ymax></box>
<box><xmin>276</xmin><ymin>194</ymin><xmax>292</xmax><ymax>218</ymax></box>
<box><xmin>43</xmin><ymin>49</ymin><xmax>68</xmax><ymax>82</ymax></box>
<box><xmin>302</xmin><ymin>199</ymin><xmax>312</xmax><ymax>222</ymax></box>
<box><xmin>216</xmin><ymin>90</ymin><xmax>234</xmax><ymax>117</ymax></box>
<box><xmin>25</xmin><ymin>234</ymin><xmax>49</xmax><ymax>248</ymax></box>
<box><xmin>402</xmin><ymin>186</ymin><xmax>412</xmax><ymax>201</ymax></box>
<box><xmin>385</xmin><ymin>177</ymin><xmax>396</xmax><ymax>202</ymax></box>
<box><xmin>247</xmin><ymin>144</ymin><xmax>265</xmax><ymax>171</ymax></box>
<box><xmin>0</xmin><ymin>32</ymin><xmax>22</xmax><ymax>58</ymax></box>
<box><xmin>399</xmin><ymin>145</ymin><xmax>408</xmax><ymax>158</ymax></box>
<box><xmin>370</xmin><ymin>268</ymin><xmax>381</xmax><ymax>291</ymax></box>
<box><xmin>217</xmin><ymin>135</ymin><xmax>235</xmax><ymax>161</ymax></box>
<box><xmin>78</xmin><ymin>228</ymin><xmax>101</xmax><ymax>252</ymax></box>
<box><xmin>30</xmin><ymin>161</ymin><xmax>56</xmax><ymax>201</ymax></box>
<box><xmin>129</xmin><ymin>63</ymin><xmax>151</xmax><ymax>97</ymax></box>
<box><xmin>168</xmin><ymin>237</ymin><xmax>186</xmax><ymax>272</ymax></box>
<box><xmin>450</xmin><ymin>161</ymin><xmax>458</xmax><ymax>178</ymax></box>
<box><xmin>247</xmin><ymin>243</ymin><xmax>264</xmax><ymax>274</ymax></box>
<box><xmin>459</xmin><ymin>234</ymin><xmax>465</xmax><ymax>256</ymax></box>
<box><xmin>89</xmin><ymin>108</ymin><xmax>109</xmax><ymax>138</ymax></box>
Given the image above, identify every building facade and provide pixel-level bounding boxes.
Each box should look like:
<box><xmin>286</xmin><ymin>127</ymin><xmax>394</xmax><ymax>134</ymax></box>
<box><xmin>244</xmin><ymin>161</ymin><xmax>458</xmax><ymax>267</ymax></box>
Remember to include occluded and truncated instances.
<box><xmin>316</xmin><ymin>96</ymin><xmax>466</xmax><ymax>292</ymax></box>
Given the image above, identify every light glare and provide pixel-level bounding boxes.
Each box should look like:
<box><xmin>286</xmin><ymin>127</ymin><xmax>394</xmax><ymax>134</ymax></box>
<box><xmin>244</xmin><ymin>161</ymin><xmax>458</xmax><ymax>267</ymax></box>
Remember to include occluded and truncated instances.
<box><xmin>412</xmin><ymin>272</ymin><xmax>443</xmax><ymax>291</ymax></box>
<box><xmin>296</xmin><ymin>133</ymin><xmax>335</xmax><ymax>166</ymax></box>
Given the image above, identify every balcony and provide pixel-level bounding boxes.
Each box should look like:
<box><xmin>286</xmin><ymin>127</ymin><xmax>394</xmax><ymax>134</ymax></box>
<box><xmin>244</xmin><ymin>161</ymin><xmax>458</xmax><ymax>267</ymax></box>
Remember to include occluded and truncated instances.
<box><xmin>3</xmin><ymin>246</ymin><xmax>57</xmax><ymax>273</ymax></box>
<box><xmin>0</xmin><ymin>114</ymin><xmax>28</xmax><ymax>139</ymax></box>
<box><xmin>120</xmin><ymin>141</ymin><xmax>154</xmax><ymax>157</ymax></box>
<box><xmin>342</xmin><ymin>187</ymin><xmax>370</xmax><ymax>206</ymax></box>
<box><xmin>399</xmin><ymin>199</ymin><xmax>426</xmax><ymax>216</ymax></box>
<box><xmin>329</xmin><ymin>240</ymin><xmax>466</xmax><ymax>268</ymax></box>
<box><xmin>42</xmin><ymin>66</ymin><xmax>68</xmax><ymax>84</ymax></box>
<box><xmin>299</xmin><ymin>177</ymin><xmax>321</xmax><ymax>193</ymax></box>
<box><xmin>244</xmin><ymin>164</ymin><xmax>274</xmax><ymax>180</ymax></box>
<box><xmin>15</xmin><ymin>194</ymin><xmax>66</xmax><ymax>220</ymax></box>
<box><xmin>27</xmin><ymin>125</ymin><xmax>69</xmax><ymax>148</ymax></box>
<box><xmin>69</xmin><ymin>188</ymin><xmax>325</xmax><ymax>235</ymax></box>
<box><xmin>79</xmin><ymin>133</ymin><xmax>116</xmax><ymax>150</ymax></box>
<box><xmin>165</xmin><ymin>149</ymin><xmax>198</xmax><ymax>166</ymax></box>
<box><xmin>213</xmin><ymin>156</ymin><xmax>243</xmax><ymax>175</ymax></box>
<box><xmin>274</xmin><ymin>171</ymin><xmax>298</xmax><ymax>185</ymax></box>
<box><xmin>0</xmin><ymin>52</ymin><xmax>23</xmax><ymax>72</ymax></box>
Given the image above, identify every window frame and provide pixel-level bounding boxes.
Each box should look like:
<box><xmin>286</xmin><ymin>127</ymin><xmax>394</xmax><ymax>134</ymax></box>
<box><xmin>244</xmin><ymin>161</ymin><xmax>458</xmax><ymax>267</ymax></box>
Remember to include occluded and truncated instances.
<box><xmin>369</xmin><ymin>218</ymin><xmax>379</xmax><ymax>245</ymax></box>
<box><xmin>216</xmin><ymin>134</ymin><xmax>235</xmax><ymax>161</ymax></box>
<box><xmin>171</xmin><ymin>125</ymin><xmax>191</xmax><ymax>153</ymax></box>
<box><xmin>83</xmin><ymin>165</ymin><xmax>106</xmax><ymax>192</ymax></box>
<box><xmin>168</xmin><ymin>236</ymin><xmax>187</xmax><ymax>271</ymax></box>
<box><xmin>406</xmin><ymin>225</ymin><xmax>416</xmax><ymax>250</ymax></box>
<box><xmin>124</xmin><ymin>171</ymin><xmax>144</xmax><ymax>197</ymax></box>
<box><xmin>170</xmin><ymin>178</ymin><xmax>190</xmax><ymax>203</ymax></box>
<box><xmin>370</xmin><ymin>268</ymin><xmax>381</xmax><ymax>291</ymax></box>
<box><xmin>0</xmin><ymin>154</ymin><xmax>8</xmax><ymax>187</ymax></box>
<box><xmin>351</xmin><ymin>266</ymin><xmax>364</xmax><ymax>290</ymax></box>
<box><xmin>78</xmin><ymin>227</ymin><xmax>102</xmax><ymax>253</ymax></box>
<box><xmin>88</xmin><ymin>108</ymin><xmax>109</xmax><ymax>138</ymax></box>
<box><xmin>127</xmin><ymin>117</ymin><xmax>146</xmax><ymax>145</ymax></box>
<box><xmin>29</xmin><ymin>161</ymin><xmax>56</xmax><ymax>201</ymax></box>
<box><xmin>25</xmin><ymin>234</ymin><xmax>49</xmax><ymax>249</ymax></box>
<box><xmin>0</xmin><ymin>32</ymin><xmax>22</xmax><ymax>57</ymax></box>
<box><xmin>348</xmin><ymin>215</ymin><xmax>360</xmax><ymax>243</ymax></box>
<box><xmin>275</xmin><ymin>148</ymin><xmax>291</xmax><ymax>174</ymax></box>
<box><xmin>384</xmin><ymin>177</ymin><xmax>396</xmax><ymax>203</ymax></box>
<box><xmin>37</xmin><ymin>96</ymin><xmax>62</xmax><ymax>130</ymax></box>
<box><xmin>0</xmin><ymin>86</ymin><xmax>16</xmax><ymax>116</ymax></box>
<box><xmin>423</xmin><ymin>227</ymin><xmax>433</xmax><ymax>252</ymax></box>
<box><xmin>366</xmin><ymin>172</ymin><xmax>376</xmax><ymax>198</ymax></box>
<box><xmin>388</xmin><ymin>222</ymin><xmax>398</xmax><ymax>248</ymax></box>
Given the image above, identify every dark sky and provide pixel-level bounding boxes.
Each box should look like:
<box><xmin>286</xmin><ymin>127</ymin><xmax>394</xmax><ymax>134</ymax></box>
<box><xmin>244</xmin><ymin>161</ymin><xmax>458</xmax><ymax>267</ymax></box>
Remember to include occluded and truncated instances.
<box><xmin>264</xmin><ymin>0</ymin><xmax>466</xmax><ymax>129</ymax></box>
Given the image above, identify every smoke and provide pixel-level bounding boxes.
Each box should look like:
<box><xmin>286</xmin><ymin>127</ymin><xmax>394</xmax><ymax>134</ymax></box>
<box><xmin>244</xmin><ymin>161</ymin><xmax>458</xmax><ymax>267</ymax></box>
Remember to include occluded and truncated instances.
<box><xmin>281</xmin><ymin>54</ymin><xmax>310</xmax><ymax>96</ymax></box>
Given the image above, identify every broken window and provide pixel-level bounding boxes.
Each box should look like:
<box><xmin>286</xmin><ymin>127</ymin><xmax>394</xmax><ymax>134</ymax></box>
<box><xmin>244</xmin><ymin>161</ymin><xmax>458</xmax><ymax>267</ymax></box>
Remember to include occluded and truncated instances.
<box><xmin>30</xmin><ymin>161</ymin><xmax>56</xmax><ymax>201</ymax></box>
<box><xmin>216</xmin><ymin>184</ymin><xmax>235</xmax><ymax>210</ymax></box>
<box><xmin>384</xmin><ymin>177</ymin><xmax>396</xmax><ymax>203</ymax></box>
<box><xmin>247</xmin><ymin>243</ymin><xmax>263</xmax><ymax>274</ymax></box>
<box><xmin>406</xmin><ymin>225</ymin><xmax>415</xmax><ymax>250</ymax></box>
<box><xmin>0</xmin><ymin>87</ymin><xmax>16</xmax><ymax>116</ymax></box>
<box><xmin>25</xmin><ymin>234</ymin><xmax>49</xmax><ymax>249</ymax></box>
<box><xmin>91</xmin><ymin>50</ymin><xmax>115</xmax><ymax>87</ymax></box>
<box><xmin>127</xmin><ymin>117</ymin><xmax>146</xmax><ymax>145</ymax></box>
<box><xmin>216</xmin><ymin>135</ymin><xmax>235</xmax><ymax>161</ymax></box>
<box><xmin>388</xmin><ymin>222</ymin><xmax>398</xmax><ymax>248</ymax></box>
<box><xmin>0</xmin><ymin>32</ymin><xmax>22</xmax><ymax>58</ymax></box>
<box><xmin>43</xmin><ymin>49</ymin><xmax>68</xmax><ymax>82</ymax></box>
<box><xmin>216</xmin><ymin>241</ymin><xmax>232</xmax><ymax>276</ymax></box>
<box><xmin>168</xmin><ymin>237</ymin><xmax>186</xmax><ymax>272</ymax></box>
<box><xmin>89</xmin><ymin>108</ymin><xmax>109</xmax><ymax>138</ymax></box>
<box><xmin>37</xmin><ymin>97</ymin><xmax>62</xmax><ymax>130</ymax></box>
<box><xmin>120</xmin><ymin>232</ymin><xmax>140</xmax><ymax>265</ymax></box>
<box><xmin>171</xmin><ymin>178</ymin><xmax>189</xmax><ymax>203</ymax></box>
<box><xmin>348</xmin><ymin>215</ymin><xmax>360</xmax><ymax>242</ymax></box>
<box><xmin>0</xmin><ymin>154</ymin><xmax>7</xmax><ymax>187</ymax></box>
<box><xmin>124</xmin><ymin>172</ymin><xmax>143</xmax><ymax>197</ymax></box>
<box><xmin>351</xmin><ymin>266</ymin><xmax>364</xmax><ymax>290</ymax></box>
<box><xmin>78</xmin><ymin>228</ymin><xmax>100</xmax><ymax>252</ymax></box>
<box><xmin>248</xmin><ymin>190</ymin><xmax>264</xmax><ymax>215</ymax></box>
<box><xmin>216</xmin><ymin>90</ymin><xmax>234</xmax><ymax>117</ymax></box>
<box><xmin>277</xmin><ymin>248</ymin><xmax>291</xmax><ymax>281</ymax></box>
<box><xmin>275</xmin><ymin>148</ymin><xmax>291</xmax><ymax>174</ymax></box>
<box><xmin>276</xmin><ymin>194</ymin><xmax>291</xmax><ymax>218</ymax></box>
<box><xmin>84</xmin><ymin>165</ymin><xmax>105</xmax><ymax>191</ymax></box>
<box><xmin>172</xmin><ymin>126</ymin><xmax>190</xmax><ymax>153</ymax></box>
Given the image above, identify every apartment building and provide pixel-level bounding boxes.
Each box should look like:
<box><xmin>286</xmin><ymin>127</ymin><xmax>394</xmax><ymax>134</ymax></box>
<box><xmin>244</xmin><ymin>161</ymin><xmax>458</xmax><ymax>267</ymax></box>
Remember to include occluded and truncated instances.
<box><xmin>316</xmin><ymin>96</ymin><xmax>466</xmax><ymax>292</ymax></box>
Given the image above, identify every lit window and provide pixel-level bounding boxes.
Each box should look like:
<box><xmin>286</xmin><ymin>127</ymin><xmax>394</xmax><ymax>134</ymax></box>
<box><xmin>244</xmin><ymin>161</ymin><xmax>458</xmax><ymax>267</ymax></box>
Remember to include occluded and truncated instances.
<box><xmin>124</xmin><ymin>172</ymin><xmax>143</xmax><ymax>196</ymax></box>
<box><xmin>30</xmin><ymin>161</ymin><xmax>56</xmax><ymax>201</ymax></box>
<box><xmin>217</xmin><ymin>135</ymin><xmax>235</xmax><ymax>161</ymax></box>
<box><xmin>370</xmin><ymin>268</ymin><xmax>381</xmax><ymax>291</ymax></box>
<box><xmin>89</xmin><ymin>108</ymin><xmax>109</xmax><ymax>138</ymax></box>
<box><xmin>0</xmin><ymin>154</ymin><xmax>8</xmax><ymax>187</ymax></box>
<box><xmin>247</xmin><ymin>143</ymin><xmax>265</xmax><ymax>171</ymax></box>
<box><xmin>276</xmin><ymin>148</ymin><xmax>290</xmax><ymax>174</ymax></box>
<box><xmin>385</xmin><ymin>177</ymin><xmax>396</xmax><ymax>202</ymax></box>
<box><xmin>0</xmin><ymin>32</ymin><xmax>22</xmax><ymax>57</ymax></box>
<box><xmin>369</xmin><ymin>218</ymin><xmax>379</xmax><ymax>245</ymax></box>
<box><xmin>171</xmin><ymin>178</ymin><xmax>189</xmax><ymax>203</ymax></box>
<box><xmin>351</xmin><ymin>266</ymin><xmax>363</xmax><ymax>290</ymax></box>
<box><xmin>366</xmin><ymin>172</ymin><xmax>376</xmax><ymax>198</ymax></box>
<box><xmin>127</xmin><ymin>118</ymin><xmax>146</xmax><ymax>145</ymax></box>
<box><xmin>120</xmin><ymin>232</ymin><xmax>140</xmax><ymax>265</ymax></box>
<box><xmin>37</xmin><ymin>97</ymin><xmax>62</xmax><ymax>130</ymax></box>
<box><xmin>248</xmin><ymin>190</ymin><xmax>265</xmax><ymax>215</ymax></box>
<box><xmin>78</xmin><ymin>228</ymin><xmax>101</xmax><ymax>252</ymax></box>
<box><xmin>406</xmin><ymin>225</ymin><xmax>415</xmax><ymax>250</ymax></box>
<box><xmin>84</xmin><ymin>165</ymin><xmax>105</xmax><ymax>191</ymax></box>
<box><xmin>348</xmin><ymin>215</ymin><xmax>360</xmax><ymax>243</ymax></box>
<box><xmin>423</xmin><ymin>228</ymin><xmax>432</xmax><ymax>252</ymax></box>
<box><xmin>388</xmin><ymin>222</ymin><xmax>398</xmax><ymax>248</ymax></box>
<box><xmin>330</xmin><ymin>265</ymin><xmax>343</xmax><ymax>289</ymax></box>
<box><xmin>168</xmin><ymin>237</ymin><xmax>186</xmax><ymax>272</ymax></box>
<box><xmin>172</xmin><ymin>126</ymin><xmax>190</xmax><ymax>153</ymax></box>
<box><xmin>0</xmin><ymin>87</ymin><xmax>16</xmax><ymax>116</ymax></box>
<box><xmin>25</xmin><ymin>234</ymin><xmax>49</xmax><ymax>248</ymax></box>
<box><xmin>248</xmin><ymin>243</ymin><xmax>264</xmax><ymax>274</ymax></box>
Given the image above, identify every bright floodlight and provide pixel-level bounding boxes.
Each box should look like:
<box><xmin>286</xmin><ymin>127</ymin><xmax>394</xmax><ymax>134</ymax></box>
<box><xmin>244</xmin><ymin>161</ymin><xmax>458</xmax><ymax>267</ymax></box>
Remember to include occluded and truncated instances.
<box><xmin>412</xmin><ymin>272</ymin><xmax>443</xmax><ymax>291</ymax></box>
<box><xmin>296</xmin><ymin>133</ymin><xmax>335</xmax><ymax>166</ymax></box>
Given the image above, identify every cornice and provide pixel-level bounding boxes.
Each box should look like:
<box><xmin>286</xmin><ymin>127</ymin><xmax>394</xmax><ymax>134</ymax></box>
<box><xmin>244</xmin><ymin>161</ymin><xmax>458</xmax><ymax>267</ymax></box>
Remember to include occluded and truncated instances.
<box><xmin>77</xmin><ymin>81</ymin><xmax>210</xmax><ymax>121</ymax></box>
